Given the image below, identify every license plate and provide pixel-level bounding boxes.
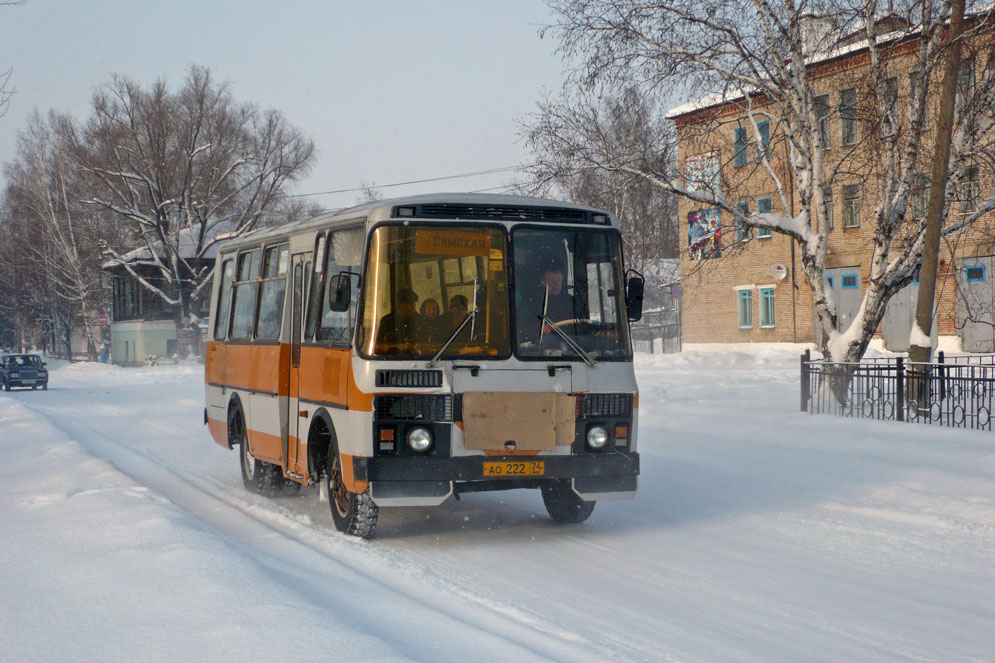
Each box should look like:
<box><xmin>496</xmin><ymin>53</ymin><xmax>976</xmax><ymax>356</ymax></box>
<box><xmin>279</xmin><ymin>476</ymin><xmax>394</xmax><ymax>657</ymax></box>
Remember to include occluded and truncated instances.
<box><xmin>21</xmin><ymin>379</ymin><xmax>34</xmax><ymax>384</ymax></box>
<box><xmin>482</xmin><ymin>461</ymin><xmax>545</xmax><ymax>477</ymax></box>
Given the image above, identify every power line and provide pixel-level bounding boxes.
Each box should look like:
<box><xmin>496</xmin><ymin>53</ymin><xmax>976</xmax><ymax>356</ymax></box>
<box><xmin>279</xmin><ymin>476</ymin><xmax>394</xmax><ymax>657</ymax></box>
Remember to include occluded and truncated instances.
<box><xmin>283</xmin><ymin>165</ymin><xmax>529</xmax><ymax>199</ymax></box>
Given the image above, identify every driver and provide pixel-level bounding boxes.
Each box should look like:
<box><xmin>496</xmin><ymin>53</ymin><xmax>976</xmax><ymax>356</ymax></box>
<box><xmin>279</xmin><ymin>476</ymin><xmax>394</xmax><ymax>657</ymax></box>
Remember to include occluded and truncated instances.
<box><xmin>538</xmin><ymin>267</ymin><xmax>574</xmax><ymax>329</ymax></box>
<box><xmin>376</xmin><ymin>288</ymin><xmax>420</xmax><ymax>345</ymax></box>
<box><xmin>518</xmin><ymin>264</ymin><xmax>576</xmax><ymax>345</ymax></box>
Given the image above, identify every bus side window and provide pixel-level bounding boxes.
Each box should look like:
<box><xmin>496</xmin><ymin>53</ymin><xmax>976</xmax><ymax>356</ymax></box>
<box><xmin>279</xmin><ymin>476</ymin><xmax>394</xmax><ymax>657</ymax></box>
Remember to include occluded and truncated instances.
<box><xmin>318</xmin><ymin>227</ymin><xmax>364</xmax><ymax>345</ymax></box>
<box><xmin>305</xmin><ymin>234</ymin><xmax>327</xmax><ymax>343</ymax></box>
<box><xmin>255</xmin><ymin>244</ymin><xmax>289</xmax><ymax>341</ymax></box>
<box><xmin>302</xmin><ymin>261</ymin><xmax>312</xmax><ymax>332</ymax></box>
<box><xmin>213</xmin><ymin>259</ymin><xmax>234</xmax><ymax>340</ymax></box>
<box><xmin>230</xmin><ymin>249</ymin><xmax>261</xmax><ymax>340</ymax></box>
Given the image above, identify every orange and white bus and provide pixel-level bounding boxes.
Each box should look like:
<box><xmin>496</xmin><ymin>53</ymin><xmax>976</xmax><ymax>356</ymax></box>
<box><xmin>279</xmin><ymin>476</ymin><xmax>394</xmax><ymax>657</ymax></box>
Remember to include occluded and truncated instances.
<box><xmin>204</xmin><ymin>193</ymin><xmax>643</xmax><ymax>538</ymax></box>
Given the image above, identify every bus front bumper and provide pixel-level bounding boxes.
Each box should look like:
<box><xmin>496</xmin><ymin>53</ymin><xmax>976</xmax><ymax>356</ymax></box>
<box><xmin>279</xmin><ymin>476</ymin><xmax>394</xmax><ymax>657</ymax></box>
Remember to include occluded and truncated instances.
<box><xmin>353</xmin><ymin>452</ymin><xmax>639</xmax><ymax>507</ymax></box>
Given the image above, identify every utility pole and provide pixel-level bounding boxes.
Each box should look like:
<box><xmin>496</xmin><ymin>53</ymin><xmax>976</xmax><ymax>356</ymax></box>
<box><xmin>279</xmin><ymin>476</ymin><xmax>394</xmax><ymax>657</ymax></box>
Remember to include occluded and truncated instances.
<box><xmin>909</xmin><ymin>0</ymin><xmax>967</xmax><ymax>366</ymax></box>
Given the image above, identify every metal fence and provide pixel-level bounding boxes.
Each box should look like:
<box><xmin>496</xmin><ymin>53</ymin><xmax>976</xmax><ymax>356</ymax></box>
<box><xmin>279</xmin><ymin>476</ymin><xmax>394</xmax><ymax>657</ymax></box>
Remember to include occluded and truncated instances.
<box><xmin>631</xmin><ymin>303</ymin><xmax>682</xmax><ymax>354</ymax></box>
<box><xmin>800</xmin><ymin>350</ymin><xmax>995</xmax><ymax>430</ymax></box>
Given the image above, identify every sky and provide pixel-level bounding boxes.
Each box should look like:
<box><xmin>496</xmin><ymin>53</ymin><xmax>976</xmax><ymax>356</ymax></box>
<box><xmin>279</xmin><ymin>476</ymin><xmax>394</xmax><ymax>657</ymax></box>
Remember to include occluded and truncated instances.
<box><xmin>0</xmin><ymin>0</ymin><xmax>566</xmax><ymax>211</ymax></box>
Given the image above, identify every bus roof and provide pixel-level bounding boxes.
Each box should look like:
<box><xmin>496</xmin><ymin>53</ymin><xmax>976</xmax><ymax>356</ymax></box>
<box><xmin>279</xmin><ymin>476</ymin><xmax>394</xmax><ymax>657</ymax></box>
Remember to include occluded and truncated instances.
<box><xmin>218</xmin><ymin>192</ymin><xmax>618</xmax><ymax>254</ymax></box>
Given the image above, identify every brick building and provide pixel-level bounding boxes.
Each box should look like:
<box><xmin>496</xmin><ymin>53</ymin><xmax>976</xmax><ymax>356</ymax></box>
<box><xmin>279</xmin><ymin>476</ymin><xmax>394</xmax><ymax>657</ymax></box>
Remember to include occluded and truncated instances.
<box><xmin>669</xmin><ymin>14</ymin><xmax>995</xmax><ymax>350</ymax></box>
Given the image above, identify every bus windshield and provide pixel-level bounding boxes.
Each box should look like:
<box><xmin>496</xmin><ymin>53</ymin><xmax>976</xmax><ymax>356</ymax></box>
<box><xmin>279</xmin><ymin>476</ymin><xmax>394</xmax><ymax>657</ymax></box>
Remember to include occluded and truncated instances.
<box><xmin>357</xmin><ymin>225</ymin><xmax>511</xmax><ymax>358</ymax></box>
<box><xmin>513</xmin><ymin>227</ymin><xmax>631</xmax><ymax>360</ymax></box>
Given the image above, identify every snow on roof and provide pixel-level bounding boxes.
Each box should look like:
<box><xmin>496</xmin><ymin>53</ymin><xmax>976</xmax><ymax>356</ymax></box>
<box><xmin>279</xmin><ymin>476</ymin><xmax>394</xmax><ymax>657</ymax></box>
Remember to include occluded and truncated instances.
<box><xmin>665</xmin><ymin>16</ymin><xmax>948</xmax><ymax>121</ymax></box>
<box><xmin>102</xmin><ymin>217</ymin><xmax>238</xmax><ymax>268</ymax></box>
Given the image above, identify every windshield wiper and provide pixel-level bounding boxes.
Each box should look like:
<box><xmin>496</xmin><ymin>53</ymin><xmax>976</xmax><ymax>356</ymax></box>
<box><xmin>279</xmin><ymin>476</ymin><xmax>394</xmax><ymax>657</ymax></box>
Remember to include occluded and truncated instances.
<box><xmin>537</xmin><ymin>284</ymin><xmax>596</xmax><ymax>367</ymax></box>
<box><xmin>427</xmin><ymin>306</ymin><xmax>478</xmax><ymax>368</ymax></box>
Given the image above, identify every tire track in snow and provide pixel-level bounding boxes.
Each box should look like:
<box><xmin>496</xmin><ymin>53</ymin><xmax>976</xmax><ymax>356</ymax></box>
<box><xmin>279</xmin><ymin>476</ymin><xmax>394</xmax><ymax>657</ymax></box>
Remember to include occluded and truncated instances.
<box><xmin>16</xmin><ymin>393</ymin><xmax>643</xmax><ymax>662</ymax></box>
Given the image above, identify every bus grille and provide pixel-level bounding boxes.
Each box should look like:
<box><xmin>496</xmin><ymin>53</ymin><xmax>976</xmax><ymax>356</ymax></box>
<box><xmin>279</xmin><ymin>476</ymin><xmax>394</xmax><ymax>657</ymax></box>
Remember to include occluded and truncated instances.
<box><xmin>375</xmin><ymin>394</ymin><xmax>453</xmax><ymax>421</ymax></box>
<box><xmin>375</xmin><ymin>370</ymin><xmax>443</xmax><ymax>388</ymax></box>
<box><xmin>577</xmin><ymin>393</ymin><xmax>633</xmax><ymax>419</ymax></box>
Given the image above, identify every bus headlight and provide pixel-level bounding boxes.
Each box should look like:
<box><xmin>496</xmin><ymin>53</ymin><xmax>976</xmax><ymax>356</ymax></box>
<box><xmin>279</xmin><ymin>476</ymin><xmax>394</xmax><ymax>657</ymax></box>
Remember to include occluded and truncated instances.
<box><xmin>407</xmin><ymin>427</ymin><xmax>433</xmax><ymax>452</ymax></box>
<box><xmin>586</xmin><ymin>425</ymin><xmax>608</xmax><ymax>450</ymax></box>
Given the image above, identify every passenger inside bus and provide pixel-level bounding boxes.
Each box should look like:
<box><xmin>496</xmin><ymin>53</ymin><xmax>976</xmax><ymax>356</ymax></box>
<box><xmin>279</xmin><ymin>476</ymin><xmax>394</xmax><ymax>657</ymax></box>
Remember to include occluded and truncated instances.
<box><xmin>446</xmin><ymin>294</ymin><xmax>469</xmax><ymax>333</ymax></box>
<box><xmin>419</xmin><ymin>298</ymin><xmax>445</xmax><ymax>343</ymax></box>
<box><xmin>376</xmin><ymin>288</ymin><xmax>420</xmax><ymax>345</ymax></box>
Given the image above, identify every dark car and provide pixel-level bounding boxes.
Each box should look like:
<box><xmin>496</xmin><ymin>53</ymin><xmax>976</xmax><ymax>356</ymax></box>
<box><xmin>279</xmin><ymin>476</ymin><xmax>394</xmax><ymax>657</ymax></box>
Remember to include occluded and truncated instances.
<box><xmin>0</xmin><ymin>354</ymin><xmax>49</xmax><ymax>391</ymax></box>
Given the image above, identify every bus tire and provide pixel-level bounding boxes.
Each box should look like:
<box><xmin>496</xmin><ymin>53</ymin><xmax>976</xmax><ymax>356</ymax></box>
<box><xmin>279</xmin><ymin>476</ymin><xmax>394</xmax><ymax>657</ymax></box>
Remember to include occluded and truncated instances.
<box><xmin>326</xmin><ymin>447</ymin><xmax>378</xmax><ymax>538</ymax></box>
<box><xmin>541</xmin><ymin>479</ymin><xmax>596</xmax><ymax>523</ymax></box>
<box><xmin>231</xmin><ymin>405</ymin><xmax>283</xmax><ymax>496</ymax></box>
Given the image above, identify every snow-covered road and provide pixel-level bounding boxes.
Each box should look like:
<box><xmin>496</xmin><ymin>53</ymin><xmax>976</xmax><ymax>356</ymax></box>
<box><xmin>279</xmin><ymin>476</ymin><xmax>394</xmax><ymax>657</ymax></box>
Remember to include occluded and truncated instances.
<box><xmin>1</xmin><ymin>348</ymin><xmax>992</xmax><ymax>662</ymax></box>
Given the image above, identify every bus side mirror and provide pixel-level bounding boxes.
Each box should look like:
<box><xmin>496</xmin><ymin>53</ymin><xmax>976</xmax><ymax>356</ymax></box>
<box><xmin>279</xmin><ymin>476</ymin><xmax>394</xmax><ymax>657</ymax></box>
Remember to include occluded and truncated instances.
<box><xmin>625</xmin><ymin>272</ymin><xmax>644</xmax><ymax>322</ymax></box>
<box><xmin>328</xmin><ymin>273</ymin><xmax>352</xmax><ymax>312</ymax></box>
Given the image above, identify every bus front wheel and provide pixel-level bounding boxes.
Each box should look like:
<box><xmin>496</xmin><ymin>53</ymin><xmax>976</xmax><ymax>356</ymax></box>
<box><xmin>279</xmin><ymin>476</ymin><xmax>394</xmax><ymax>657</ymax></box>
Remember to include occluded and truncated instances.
<box><xmin>541</xmin><ymin>479</ymin><xmax>596</xmax><ymax>523</ymax></box>
<box><xmin>326</xmin><ymin>450</ymin><xmax>378</xmax><ymax>539</ymax></box>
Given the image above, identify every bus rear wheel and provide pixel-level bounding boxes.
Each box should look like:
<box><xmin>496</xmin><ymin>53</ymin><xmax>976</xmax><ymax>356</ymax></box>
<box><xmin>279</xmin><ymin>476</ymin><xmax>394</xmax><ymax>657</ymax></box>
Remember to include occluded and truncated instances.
<box><xmin>541</xmin><ymin>479</ymin><xmax>596</xmax><ymax>523</ymax></box>
<box><xmin>326</xmin><ymin>450</ymin><xmax>378</xmax><ymax>538</ymax></box>
<box><xmin>232</xmin><ymin>411</ymin><xmax>283</xmax><ymax>496</ymax></box>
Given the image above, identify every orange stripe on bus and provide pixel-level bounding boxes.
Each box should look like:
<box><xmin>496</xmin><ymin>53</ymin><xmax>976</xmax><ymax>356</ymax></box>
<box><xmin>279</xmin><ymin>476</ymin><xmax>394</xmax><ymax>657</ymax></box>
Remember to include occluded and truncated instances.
<box><xmin>340</xmin><ymin>453</ymin><xmax>369</xmax><ymax>494</ymax></box>
<box><xmin>209</xmin><ymin>342</ymin><xmax>374</xmax><ymax>412</ymax></box>
<box><xmin>207</xmin><ymin>417</ymin><xmax>227</xmax><ymax>448</ymax></box>
<box><xmin>218</xmin><ymin>343</ymin><xmax>288</xmax><ymax>395</ymax></box>
<box><xmin>247</xmin><ymin>428</ymin><xmax>283</xmax><ymax>466</ymax></box>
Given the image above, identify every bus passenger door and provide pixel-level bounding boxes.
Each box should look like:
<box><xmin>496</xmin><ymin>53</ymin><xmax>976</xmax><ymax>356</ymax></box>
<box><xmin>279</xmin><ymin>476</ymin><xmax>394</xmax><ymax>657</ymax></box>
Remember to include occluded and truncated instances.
<box><xmin>286</xmin><ymin>254</ymin><xmax>309</xmax><ymax>475</ymax></box>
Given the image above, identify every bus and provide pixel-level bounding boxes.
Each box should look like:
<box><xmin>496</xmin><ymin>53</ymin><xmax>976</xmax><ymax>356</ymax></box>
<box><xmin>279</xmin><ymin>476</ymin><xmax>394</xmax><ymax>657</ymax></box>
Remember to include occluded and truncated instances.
<box><xmin>204</xmin><ymin>193</ymin><xmax>643</xmax><ymax>538</ymax></box>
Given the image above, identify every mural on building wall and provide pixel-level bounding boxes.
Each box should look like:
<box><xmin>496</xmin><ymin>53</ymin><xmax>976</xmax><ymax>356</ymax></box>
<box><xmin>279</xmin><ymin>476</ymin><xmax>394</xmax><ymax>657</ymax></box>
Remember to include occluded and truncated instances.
<box><xmin>688</xmin><ymin>208</ymin><xmax>721</xmax><ymax>260</ymax></box>
<box><xmin>685</xmin><ymin>151</ymin><xmax>720</xmax><ymax>195</ymax></box>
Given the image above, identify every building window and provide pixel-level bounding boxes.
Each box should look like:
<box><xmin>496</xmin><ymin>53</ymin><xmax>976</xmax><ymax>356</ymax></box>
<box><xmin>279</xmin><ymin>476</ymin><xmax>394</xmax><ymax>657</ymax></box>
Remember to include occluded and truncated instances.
<box><xmin>909</xmin><ymin>71</ymin><xmax>928</xmax><ymax>130</ymax></box>
<box><xmin>959</xmin><ymin>166</ymin><xmax>981</xmax><ymax>213</ymax></box>
<box><xmin>756</xmin><ymin>120</ymin><xmax>770</xmax><ymax>161</ymax></box>
<box><xmin>757</xmin><ymin>198</ymin><xmax>773</xmax><ymax>237</ymax></box>
<box><xmin>736</xmin><ymin>201</ymin><xmax>750</xmax><ymax>241</ymax></box>
<box><xmin>911</xmin><ymin>174</ymin><xmax>930</xmax><ymax>219</ymax></box>
<box><xmin>760</xmin><ymin>287</ymin><xmax>775</xmax><ymax>327</ymax></box>
<box><xmin>840</xmin><ymin>87</ymin><xmax>857</xmax><ymax>145</ymax></box>
<box><xmin>823</xmin><ymin>188</ymin><xmax>834</xmax><ymax>231</ymax></box>
<box><xmin>842</xmin><ymin>184</ymin><xmax>860</xmax><ymax>228</ymax></box>
<box><xmin>966</xmin><ymin>265</ymin><xmax>986</xmax><ymax>282</ymax></box>
<box><xmin>734</xmin><ymin>126</ymin><xmax>748</xmax><ymax>167</ymax></box>
<box><xmin>883</xmin><ymin>77</ymin><xmax>898</xmax><ymax>136</ymax></box>
<box><xmin>841</xmin><ymin>273</ymin><xmax>859</xmax><ymax>289</ymax></box>
<box><xmin>738</xmin><ymin>289</ymin><xmax>753</xmax><ymax>328</ymax></box>
<box><xmin>956</xmin><ymin>59</ymin><xmax>975</xmax><ymax>115</ymax></box>
<box><xmin>815</xmin><ymin>94</ymin><xmax>831</xmax><ymax>149</ymax></box>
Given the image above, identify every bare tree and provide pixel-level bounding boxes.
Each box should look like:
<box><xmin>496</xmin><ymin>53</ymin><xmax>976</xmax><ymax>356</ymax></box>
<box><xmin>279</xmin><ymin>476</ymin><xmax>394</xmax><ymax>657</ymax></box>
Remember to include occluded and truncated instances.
<box><xmin>546</xmin><ymin>0</ymin><xmax>995</xmax><ymax>362</ymax></box>
<box><xmin>522</xmin><ymin>86</ymin><xmax>679</xmax><ymax>272</ymax></box>
<box><xmin>69</xmin><ymin>65</ymin><xmax>316</xmax><ymax>324</ymax></box>
<box><xmin>3</xmin><ymin>111</ymin><xmax>113</xmax><ymax>359</ymax></box>
<box><xmin>357</xmin><ymin>181</ymin><xmax>385</xmax><ymax>204</ymax></box>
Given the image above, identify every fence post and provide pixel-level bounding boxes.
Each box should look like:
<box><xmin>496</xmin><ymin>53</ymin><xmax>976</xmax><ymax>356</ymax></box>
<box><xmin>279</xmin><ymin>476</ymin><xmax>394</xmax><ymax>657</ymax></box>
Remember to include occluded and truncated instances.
<box><xmin>800</xmin><ymin>349</ymin><xmax>811</xmax><ymax>412</ymax></box>
<box><xmin>937</xmin><ymin>350</ymin><xmax>946</xmax><ymax>401</ymax></box>
<box><xmin>896</xmin><ymin>357</ymin><xmax>905</xmax><ymax>422</ymax></box>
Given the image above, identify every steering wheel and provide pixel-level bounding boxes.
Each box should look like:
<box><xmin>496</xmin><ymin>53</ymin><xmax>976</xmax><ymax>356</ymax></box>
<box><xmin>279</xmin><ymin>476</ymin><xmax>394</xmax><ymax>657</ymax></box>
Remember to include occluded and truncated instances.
<box><xmin>551</xmin><ymin>318</ymin><xmax>598</xmax><ymax>328</ymax></box>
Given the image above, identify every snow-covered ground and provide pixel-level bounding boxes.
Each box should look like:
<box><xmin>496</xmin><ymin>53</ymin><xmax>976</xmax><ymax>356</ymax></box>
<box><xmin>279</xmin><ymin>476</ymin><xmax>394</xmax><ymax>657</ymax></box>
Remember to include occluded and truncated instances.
<box><xmin>1</xmin><ymin>348</ymin><xmax>992</xmax><ymax>662</ymax></box>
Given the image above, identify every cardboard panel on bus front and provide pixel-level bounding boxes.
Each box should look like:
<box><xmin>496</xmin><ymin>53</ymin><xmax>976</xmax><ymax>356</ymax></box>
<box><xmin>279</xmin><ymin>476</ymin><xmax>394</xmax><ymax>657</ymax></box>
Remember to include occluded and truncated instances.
<box><xmin>461</xmin><ymin>392</ymin><xmax>575</xmax><ymax>451</ymax></box>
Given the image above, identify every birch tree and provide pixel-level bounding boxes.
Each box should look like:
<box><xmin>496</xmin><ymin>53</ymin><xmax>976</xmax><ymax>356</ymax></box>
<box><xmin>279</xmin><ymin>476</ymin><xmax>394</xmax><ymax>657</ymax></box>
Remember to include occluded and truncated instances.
<box><xmin>69</xmin><ymin>65</ymin><xmax>315</xmax><ymax>324</ymax></box>
<box><xmin>546</xmin><ymin>0</ymin><xmax>995</xmax><ymax>362</ymax></box>
<box><xmin>3</xmin><ymin>111</ymin><xmax>112</xmax><ymax>359</ymax></box>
